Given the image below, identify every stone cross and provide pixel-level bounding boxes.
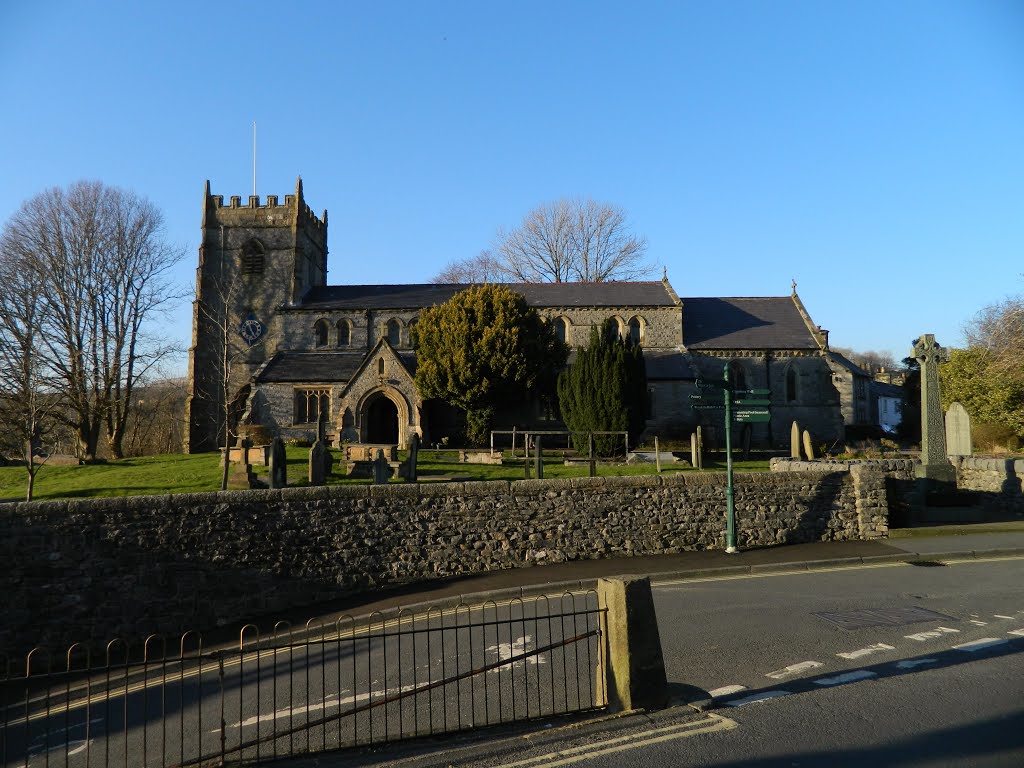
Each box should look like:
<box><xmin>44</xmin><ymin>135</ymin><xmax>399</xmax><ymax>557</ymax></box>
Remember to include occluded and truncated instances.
<box><xmin>945</xmin><ymin>402</ymin><xmax>972</xmax><ymax>457</ymax></box>
<box><xmin>912</xmin><ymin>334</ymin><xmax>951</xmax><ymax>466</ymax></box>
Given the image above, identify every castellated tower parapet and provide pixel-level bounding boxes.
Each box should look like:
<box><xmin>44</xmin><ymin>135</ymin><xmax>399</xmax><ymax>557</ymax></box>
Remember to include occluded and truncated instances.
<box><xmin>185</xmin><ymin>178</ymin><xmax>328</xmax><ymax>453</ymax></box>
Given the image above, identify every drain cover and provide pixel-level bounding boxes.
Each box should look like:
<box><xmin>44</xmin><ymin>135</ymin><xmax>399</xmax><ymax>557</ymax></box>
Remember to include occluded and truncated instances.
<box><xmin>814</xmin><ymin>606</ymin><xmax>956</xmax><ymax>631</ymax></box>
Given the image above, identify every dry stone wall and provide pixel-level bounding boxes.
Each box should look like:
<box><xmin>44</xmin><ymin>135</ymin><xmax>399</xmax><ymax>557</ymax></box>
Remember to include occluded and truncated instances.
<box><xmin>951</xmin><ymin>456</ymin><xmax>1024</xmax><ymax>514</ymax></box>
<box><xmin>1</xmin><ymin>471</ymin><xmax>886</xmax><ymax>656</ymax></box>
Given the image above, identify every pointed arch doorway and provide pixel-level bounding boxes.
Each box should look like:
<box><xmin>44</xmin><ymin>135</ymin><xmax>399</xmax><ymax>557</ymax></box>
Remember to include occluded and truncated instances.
<box><xmin>365</xmin><ymin>392</ymin><xmax>400</xmax><ymax>444</ymax></box>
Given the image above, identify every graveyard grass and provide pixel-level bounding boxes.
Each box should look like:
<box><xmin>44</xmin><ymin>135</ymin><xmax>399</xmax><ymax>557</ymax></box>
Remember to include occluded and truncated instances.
<box><xmin>0</xmin><ymin>448</ymin><xmax>769</xmax><ymax>502</ymax></box>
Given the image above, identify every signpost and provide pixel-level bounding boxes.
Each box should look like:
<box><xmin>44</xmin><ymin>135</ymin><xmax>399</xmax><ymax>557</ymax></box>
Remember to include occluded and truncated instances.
<box><xmin>692</xmin><ymin>374</ymin><xmax>772</xmax><ymax>553</ymax></box>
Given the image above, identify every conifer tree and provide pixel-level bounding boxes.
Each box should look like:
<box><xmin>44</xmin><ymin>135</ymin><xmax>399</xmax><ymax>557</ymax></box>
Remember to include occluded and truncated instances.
<box><xmin>558</xmin><ymin>322</ymin><xmax>647</xmax><ymax>455</ymax></box>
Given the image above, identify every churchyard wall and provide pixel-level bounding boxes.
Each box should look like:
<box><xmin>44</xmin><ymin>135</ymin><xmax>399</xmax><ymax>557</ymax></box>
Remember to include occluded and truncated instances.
<box><xmin>951</xmin><ymin>456</ymin><xmax>1024</xmax><ymax>515</ymax></box>
<box><xmin>1</xmin><ymin>469</ymin><xmax>886</xmax><ymax>656</ymax></box>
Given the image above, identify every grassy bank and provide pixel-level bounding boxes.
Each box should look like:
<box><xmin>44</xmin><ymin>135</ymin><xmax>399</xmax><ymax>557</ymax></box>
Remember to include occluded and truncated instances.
<box><xmin>0</xmin><ymin>448</ymin><xmax>770</xmax><ymax>502</ymax></box>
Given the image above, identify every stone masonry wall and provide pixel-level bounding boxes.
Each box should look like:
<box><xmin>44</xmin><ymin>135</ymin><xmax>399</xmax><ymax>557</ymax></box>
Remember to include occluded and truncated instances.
<box><xmin>1</xmin><ymin>471</ymin><xmax>885</xmax><ymax>656</ymax></box>
<box><xmin>951</xmin><ymin>456</ymin><xmax>1024</xmax><ymax>515</ymax></box>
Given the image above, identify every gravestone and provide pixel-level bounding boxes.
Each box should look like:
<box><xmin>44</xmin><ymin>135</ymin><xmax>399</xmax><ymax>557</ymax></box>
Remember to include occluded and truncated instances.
<box><xmin>945</xmin><ymin>402</ymin><xmax>972</xmax><ymax>457</ymax></box>
<box><xmin>269</xmin><ymin>438</ymin><xmax>287</xmax><ymax>489</ymax></box>
<box><xmin>912</xmin><ymin>334</ymin><xmax>957</xmax><ymax>486</ymax></box>
<box><xmin>802</xmin><ymin>429</ymin><xmax>815</xmax><ymax>461</ymax></box>
<box><xmin>790</xmin><ymin>421</ymin><xmax>801</xmax><ymax>459</ymax></box>
<box><xmin>406</xmin><ymin>433</ymin><xmax>419</xmax><ymax>482</ymax></box>
<box><xmin>534</xmin><ymin>435</ymin><xmax>544</xmax><ymax>479</ymax></box>
<box><xmin>373</xmin><ymin>448</ymin><xmax>390</xmax><ymax>484</ymax></box>
<box><xmin>308</xmin><ymin>440</ymin><xmax>326</xmax><ymax>485</ymax></box>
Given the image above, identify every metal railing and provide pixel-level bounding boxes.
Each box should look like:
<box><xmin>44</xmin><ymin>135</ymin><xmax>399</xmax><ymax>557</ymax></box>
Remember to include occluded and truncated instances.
<box><xmin>1</xmin><ymin>591</ymin><xmax>605</xmax><ymax>766</ymax></box>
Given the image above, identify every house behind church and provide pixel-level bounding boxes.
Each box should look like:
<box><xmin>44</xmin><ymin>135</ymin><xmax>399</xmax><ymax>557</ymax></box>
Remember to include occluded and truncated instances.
<box><xmin>184</xmin><ymin>180</ymin><xmax>844</xmax><ymax>453</ymax></box>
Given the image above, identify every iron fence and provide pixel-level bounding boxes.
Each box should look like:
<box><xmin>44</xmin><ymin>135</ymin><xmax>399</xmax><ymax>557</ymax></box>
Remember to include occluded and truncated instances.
<box><xmin>1</xmin><ymin>591</ymin><xmax>605</xmax><ymax>766</ymax></box>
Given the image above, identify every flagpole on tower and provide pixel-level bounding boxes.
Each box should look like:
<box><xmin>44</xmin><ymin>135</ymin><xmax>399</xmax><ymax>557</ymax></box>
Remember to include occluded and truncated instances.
<box><xmin>252</xmin><ymin>121</ymin><xmax>257</xmax><ymax>196</ymax></box>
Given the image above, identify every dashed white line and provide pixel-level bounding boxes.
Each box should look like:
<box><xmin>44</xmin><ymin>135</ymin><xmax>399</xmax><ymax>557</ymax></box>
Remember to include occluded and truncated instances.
<box><xmin>953</xmin><ymin>638</ymin><xmax>1008</xmax><ymax>653</ymax></box>
<box><xmin>765</xmin><ymin>660</ymin><xmax>822</xmax><ymax>679</ymax></box>
<box><xmin>994</xmin><ymin>615</ymin><xmax>1015</xmax><ymax>620</ymax></box>
<box><xmin>1007</xmin><ymin>629</ymin><xmax>1024</xmax><ymax>637</ymax></box>
<box><xmin>905</xmin><ymin>627</ymin><xmax>960</xmax><ymax>641</ymax></box>
<box><xmin>895</xmin><ymin>658</ymin><xmax>939</xmax><ymax>669</ymax></box>
<box><xmin>969</xmin><ymin>620</ymin><xmax>989</xmax><ymax>626</ymax></box>
<box><xmin>814</xmin><ymin>670</ymin><xmax>877</xmax><ymax>686</ymax></box>
<box><xmin>837</xmin><ymin>643</ymin><xmax>895</xmax><ymax>660</ymax></box>
<box><xmin>726</xmin><ymin>691</ymin><xmax>791</xmax><ymax>707</ymax></box>
<box><xmin>708</xmin><ymin>685</ymin><xmax>747</xmax><ymax>698</ymax></box>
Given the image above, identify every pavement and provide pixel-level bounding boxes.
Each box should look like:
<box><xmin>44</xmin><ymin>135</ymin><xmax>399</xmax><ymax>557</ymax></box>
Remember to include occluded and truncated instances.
<box><xmin>288</xmin><ymin>519</ymin><xmax>1024</xmax><ymax>628</ymax></box>
<box><xmin>267</xmin><ymin>518</ymin><xmax>1024</xmax><ymax>768</ymax></box>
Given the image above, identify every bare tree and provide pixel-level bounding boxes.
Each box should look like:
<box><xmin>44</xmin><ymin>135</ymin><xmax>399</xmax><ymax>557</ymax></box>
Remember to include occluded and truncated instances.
<box><xmin>831</xmin><ymin>346</ymin><xmax>900</xmax><ymax>374</ymax></box>
<box><xmin>0</xmin><ymin>181</ymin><xmax>185</xmax><ymax>461</ymax></box>
<box><xmin>121</xmin><ymin>376</ymin><xmax>188</xmax><ymax>457</ymax></box>
<box><xmin>431</xmin><ymin>250</ymin><xmax>505</xmax><ymax>284</ymax></box>
<box><xmin>194</xmin><ymin>270</ymin><xmax>266</xmax><ymax>490</ymax></box>
<box><xmin>0</xmin><ymin>243</ymin><xmax>62</xmax><ymax>500</ymax></box>
<box><xmin>965</xmin><ymin>296</ymin><xmax>1024</xmax><ymax>383</ymax></box>
<box><xmin>495</xmin><ymin>198</ymin><xmax>651</xmax><ymax>283</ymax></box>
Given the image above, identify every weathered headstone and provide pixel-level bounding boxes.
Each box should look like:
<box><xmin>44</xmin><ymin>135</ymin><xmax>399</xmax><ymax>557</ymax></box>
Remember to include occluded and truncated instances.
<box><xmin>802</xmin><ymin>429</ymin><xmax>815</xmax><ymax>461</ymax></box>
<box><xmin>945</xmin><ymin>401</ymin><xmax>972</xmax><ymax>457</ymax></box>
<box><xmin>373</xmin><ymin>448</ymin><xmax>390</xmax><ymax>484</ymax></box>
<box><xmin>226</xmin><ymin>437</ymin><xmax>258</xmax><ymax>489</ymax></box>
<box><xmin>695</xmin><ymin>425</ymin><xmax>704</xmax><ymax>470</ymax></box>
<box><xmin>790</xmin><ymin>421</ymin><xmax>801</xmax><ymax>459</ymax></box>
<box><xmin>912</xmin><ymin>334</ymin><xmax>957</xmax><ymax>486</ymax></box>
<box><xmin>269</xmin><ymin>437</ymin><xmax>287</xmax><ymax>489</ymax></box>
<box><xmin>308</xmin><ymin>440</ymin><xmax>326</xmax><ymax>485</ymax></box>
<box><xmin>406</xmin><ymin>432</ymin><xmax>419</xmax><ymax>482</ymax></box>
<box><xmin>534</xmin><ymin>435</ymin><xmax>544</xmax><ymax>479</ymax></box>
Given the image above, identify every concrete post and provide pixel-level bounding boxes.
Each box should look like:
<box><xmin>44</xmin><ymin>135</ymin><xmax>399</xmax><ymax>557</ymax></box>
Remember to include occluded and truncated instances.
<box><xmin>596</xmin><ymin>576</ymin><xmax>668</xmax><ymax>713</ymax></box>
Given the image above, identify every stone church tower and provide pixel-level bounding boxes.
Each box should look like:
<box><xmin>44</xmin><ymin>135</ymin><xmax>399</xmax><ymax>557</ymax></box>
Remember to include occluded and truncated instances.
<box><xmin>184</xmin><ymin>178</ymin><xmax>328</xmax><ymax>452</ymax></box>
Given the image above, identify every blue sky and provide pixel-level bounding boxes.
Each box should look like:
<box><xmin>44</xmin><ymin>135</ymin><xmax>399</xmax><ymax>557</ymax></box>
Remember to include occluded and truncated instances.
<box><xmin>2</xmin><ymin>1</ymin><xmax>1022</xmax><ymax>374</ymax></box>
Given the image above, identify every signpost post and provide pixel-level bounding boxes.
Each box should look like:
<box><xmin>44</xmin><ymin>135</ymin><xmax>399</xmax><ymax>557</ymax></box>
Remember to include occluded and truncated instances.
<box><xmin>691</xmin><ymin>370</ymin><xmax>772</xmax><ymax>554</ymax></box>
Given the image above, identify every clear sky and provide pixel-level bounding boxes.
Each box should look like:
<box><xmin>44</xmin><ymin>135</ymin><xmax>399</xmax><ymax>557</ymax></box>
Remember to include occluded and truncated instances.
<box><xmin>2</xmin><ymin>1</ymin><xmax>1022</xmax><ymax>374</ymax></box>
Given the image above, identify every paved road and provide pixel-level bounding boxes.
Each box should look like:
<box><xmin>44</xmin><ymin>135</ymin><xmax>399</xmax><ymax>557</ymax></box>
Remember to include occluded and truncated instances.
<box><xmin>323</xmin><ymin>555</ymin><xmax>1024</xmax><ymax>767</ymax></box>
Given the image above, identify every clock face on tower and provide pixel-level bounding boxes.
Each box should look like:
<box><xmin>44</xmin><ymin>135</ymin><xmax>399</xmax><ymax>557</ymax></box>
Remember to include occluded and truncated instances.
<box><xmin>239</xmin><ymin>313</ymin><xmax>265</xmax><ymax>347</ymax></box>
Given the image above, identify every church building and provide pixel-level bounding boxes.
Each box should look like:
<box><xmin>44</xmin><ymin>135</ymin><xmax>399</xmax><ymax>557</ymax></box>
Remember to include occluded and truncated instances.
<box><xmin>184</xmin><ymin>180</ymin><xmax>844</xmax><ymax>453</ymax></box>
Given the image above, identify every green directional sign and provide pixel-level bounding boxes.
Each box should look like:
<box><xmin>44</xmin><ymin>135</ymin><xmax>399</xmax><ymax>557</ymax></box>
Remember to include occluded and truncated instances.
<box><xmin>734</xmin><ymin>408</ymin><xmax>771</xmax><ymax>423</ymax></box>
<box><xmin>694</xmin><ymin>404</ymin><xmax>726</xmax><ymax>410</ymax></box>
<box><xmin>734</xmin><ymin>398</ymin><xmax>771</xmax><ymax>407</ymax></box>
<box><xmin>734</xmin><ymin>388</ymin><xmax>771</xmax><ymax>396</ymax></box>
<box><xmin>690</xmin><ymin>393</ymin><xmax>724</xmax><ymax>402</ymax></box>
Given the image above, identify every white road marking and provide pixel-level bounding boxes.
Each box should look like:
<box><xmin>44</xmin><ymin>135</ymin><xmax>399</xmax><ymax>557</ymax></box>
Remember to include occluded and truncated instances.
<box><xmin>953</xmin><ymin>638</ymin><xmax>1008</xmax><ymax>653</ymax></box>
<box><xmin>837</xmin><ymin>643</ymin><xmax>895</xmax><ymax>660</ymax></box>
<box><xmin>765</xmin><ymin>660</ymin><xmax>822</xmax><ymax>679</ymax></box>
<box><xmin>726</xmin><ymin>691</ymin><xmax>791</xmax><ymax>707</ymax></box>
<box><xmin>708</xmin><ymin>684</ymin><xmax>747</xmax><ymax>698</ymax></box>
<box><xmin>1007</xmin><ymin>629</ymin><xmax>1024</xmax><ymax>637</ymax></box>
<box><xmin>905</xmin><ymin>626</ymin><xmax>960</xmax><ymax>641</ymax></box>
<box><xmin>895</xmin><ymin>658</ymin><xmax>939</xmax><ymax>669</ymax></box>
<box><xmin>486</xmin><ymin>634</ymin><xmax>546</xmax><ymax>671</ymax></box>
<box><xmin>994</xmin><ymin>615</ymin><xmax>1015</xmax><ymax>619</ymax></box>
<box><xmin>969</xmin><ymin>620</ymin><xmax>988</xmax><ymax>626</ymax></box>
<box><xmin>814</xmin><ymin>670</ymin><xmax>877</xmax><ymax>686</ymax></box>
<box><xmin>496</xmin><ymin>714</ymin><xmax>738</xmax><ymax>767</ymax></box>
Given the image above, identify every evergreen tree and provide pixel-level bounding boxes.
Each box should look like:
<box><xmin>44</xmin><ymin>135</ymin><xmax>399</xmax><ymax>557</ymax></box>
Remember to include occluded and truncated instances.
<box><xmin>415</xmin><ymin>284</ymin><xmax>567</xmax><ymax>445</ymax></box>
<box><xmin>558</xmin><ymin>322</ymin><xmax>647</xmax><ymax>455</ymax></box>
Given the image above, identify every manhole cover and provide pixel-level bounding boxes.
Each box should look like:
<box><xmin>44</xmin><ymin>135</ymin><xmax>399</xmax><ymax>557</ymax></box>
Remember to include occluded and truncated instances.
<box><xmin>814</xmin><ymin>606</ymin><xmax>956</xmax><ymax>631</ymax></box>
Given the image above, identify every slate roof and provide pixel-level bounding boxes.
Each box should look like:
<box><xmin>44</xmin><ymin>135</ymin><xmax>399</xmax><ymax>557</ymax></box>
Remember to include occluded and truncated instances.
<box><xmin>829</xmin><ymin>352</ymin><xmax>871</xmax><ymax>377</ymax></box>
<box><xmin>297</xmin><ymin>282</ymin><xmax>677</xmax><ymax>311</ymax></box>
<box><xmin>681</xmin><ymin>297</ymin><xmax>820</xmax><ymax>350</ymax></box>
<box><xmin>256</xmin><ymin>351</ymin><xmax>416</xmax><ymax>383</ymax></box>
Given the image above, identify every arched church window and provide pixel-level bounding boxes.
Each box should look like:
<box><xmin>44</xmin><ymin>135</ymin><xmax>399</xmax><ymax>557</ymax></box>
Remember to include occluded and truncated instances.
<box><xmin>313</xmin><ymin>319</ymin><xmax>329</xmax><ymax>348</ymax></box>
<box><xmin>387</xmin><ymin>318</ymin><xmax>402</xmax><ymax>346</ymax></box>
<box><xmin>786</xmin><ymin>366</ymin><xmax>798</xmax><ymax>402</ymax></box>
<box><xmin>378</xmin><ymin>357</ymin><xmax>385</xmax><ymax>376</ymax></box>
<box><xmin>240</xmin><ymin>239</ymin><xmax>265</xmax><ymax>275</ymax></box>
<box><xmin>553</xmin><ymin>317</ymin><xmax>568</xmax><ymax>345</ymax></box>
<box><xmin>606</xmin><ymin>317</ymin><xmax>623</xmax><ymax>342</ymax></box>
<box><xmin>728</xmin><ymin>361</ymin><xmax>748</xmax><ymax>393</ymax></box>
<box><xmin>628</xmin><ymin>316</ymin><xmax>643</xmax><ymax>346</ymax></box>
<box><xmin>336</xmin><ymin>319</ymin><xmax>351</xmax><ymax>347</ymax></box>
